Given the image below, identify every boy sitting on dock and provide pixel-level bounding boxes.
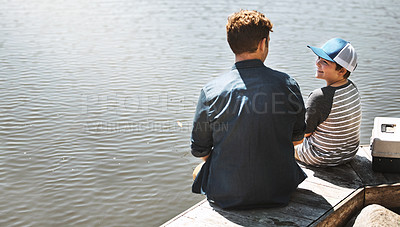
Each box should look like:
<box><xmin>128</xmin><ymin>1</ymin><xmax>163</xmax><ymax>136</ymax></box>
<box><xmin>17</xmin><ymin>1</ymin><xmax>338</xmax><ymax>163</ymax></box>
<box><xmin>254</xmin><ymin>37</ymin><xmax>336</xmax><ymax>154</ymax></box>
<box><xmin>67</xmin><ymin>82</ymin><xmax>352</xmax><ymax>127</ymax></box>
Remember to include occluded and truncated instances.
<box><xmin>190</xmin><ymin>10</ymin><xmax>307</xmax><ymax>209</ymax></box>
<box><xmin>295</xmin><ymin>38</ymin><xmax>362</xmax><ymax>167</ymax></box>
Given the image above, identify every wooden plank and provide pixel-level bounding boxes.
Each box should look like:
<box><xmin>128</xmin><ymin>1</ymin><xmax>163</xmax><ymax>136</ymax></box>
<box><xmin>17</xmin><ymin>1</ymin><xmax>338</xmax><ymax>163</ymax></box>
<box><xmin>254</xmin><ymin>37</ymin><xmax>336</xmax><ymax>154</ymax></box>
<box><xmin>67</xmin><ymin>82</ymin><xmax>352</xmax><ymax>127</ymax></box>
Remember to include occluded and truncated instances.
<box><xmin>161</xmin><ymin>200</ymin><xmax>208</xmax><ymax>227</ymax></box>
<box><xmin>311</xmin><ymin>188</ymin><xmax>365</xmax><ymax>227</ymax></box>
<box><xmin>290</xmin><ymin>188</ymin><xmax>334</xmax><ymax>210</ymax></box>
<box><xmin>162</xmin><ymin>215</ymin><xmax>209</xmax><ymax>227</ymax></box>
<box><xmin>350</xmin><ymin>152</ymin><xmax>389</xmax><ymax>185</ymax></box>
<box><xmin>186</xmin><ymin>196</ymin><xmax>321</xmax><ymax>226</ymax></box>
<box><xmin>170</xmin><ymin>187</ymin><xmax>334</xmax><ymax>227</ymax></box>
<box><xmin>382</xmin><ymin>172</ymin><xmax>400</xmax><ymax>183</ymax></box>
<box><xmin>164</xmin><ymin>198</ymin><xmax>315</xmax><ymax>227</ymax></box>
<box><xmin>174</xmin><ymin>184</ymin><xmax>340</xmax><ymax>227</ymax></box>
<box><xmin>364</xmin><ymin>183</ymin><xmax>400</xmax><ymax>208</ymax></box>
<box><xmin>207</xmin><ymin>202</ymin><xmax>315</xmax><ymax>227</ymax></box>
<box><xmin>163</xmin><ymin>146</ymin><xmax>400</xmax><ymax>227</ymax></box>
<box><xmin>359</xmin><ymin>145</ymin><xmax>372</xmax><ymax>160</ymax></box>
<box><xmin>299</xmin><ymin>162</ymin><xmax>363</xmax><ymax>190</ymax></box>
<box><xmin>164</xmin><ymin>162</ymin><xmax>363</xmax><ymax>226</ymax></box>
<box><xmin>182</xmin><ymin>206</ymin><xmax>247</xmax><ymax>227</ymax></box>
<box><xmin>313</xmin><ymin>183</ymin><xmax>400</xmax><ymax>227</ymax></box>
<box><xmin>298</xmin><ymin>180</ymin><xmax>354</xmax><ymax>206</ymax></box>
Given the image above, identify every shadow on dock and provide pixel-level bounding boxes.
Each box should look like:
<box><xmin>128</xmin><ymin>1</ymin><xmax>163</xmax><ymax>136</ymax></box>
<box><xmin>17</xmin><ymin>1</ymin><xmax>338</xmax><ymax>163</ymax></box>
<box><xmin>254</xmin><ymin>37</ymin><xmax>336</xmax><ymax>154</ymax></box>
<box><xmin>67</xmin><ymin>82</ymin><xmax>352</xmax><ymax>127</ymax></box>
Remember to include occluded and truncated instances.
<box><xmin>209</xmin><ymin>188</ymin><xmax>333</xmax><ymax>226</ymax></box>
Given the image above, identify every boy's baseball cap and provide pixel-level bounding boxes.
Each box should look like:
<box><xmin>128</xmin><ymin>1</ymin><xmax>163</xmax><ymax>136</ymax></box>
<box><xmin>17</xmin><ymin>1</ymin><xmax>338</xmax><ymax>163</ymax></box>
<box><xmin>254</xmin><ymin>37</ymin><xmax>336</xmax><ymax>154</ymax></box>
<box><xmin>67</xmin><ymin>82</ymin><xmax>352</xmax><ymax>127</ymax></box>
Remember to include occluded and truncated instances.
<box><xmin>308</xmin><ymin>38</ymin><xmax>358</xmax><ymax>72</ymax></box>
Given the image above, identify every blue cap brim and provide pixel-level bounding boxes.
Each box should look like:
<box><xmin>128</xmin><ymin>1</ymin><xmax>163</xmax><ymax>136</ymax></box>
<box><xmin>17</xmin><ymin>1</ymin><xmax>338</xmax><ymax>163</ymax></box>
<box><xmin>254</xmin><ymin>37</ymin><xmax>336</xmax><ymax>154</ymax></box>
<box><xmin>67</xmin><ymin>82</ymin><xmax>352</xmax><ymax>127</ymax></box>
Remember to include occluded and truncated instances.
<box><xmin>307</xmin><ymin>45</ymin><xmax>334</xmax><ymax>62</ymax></box>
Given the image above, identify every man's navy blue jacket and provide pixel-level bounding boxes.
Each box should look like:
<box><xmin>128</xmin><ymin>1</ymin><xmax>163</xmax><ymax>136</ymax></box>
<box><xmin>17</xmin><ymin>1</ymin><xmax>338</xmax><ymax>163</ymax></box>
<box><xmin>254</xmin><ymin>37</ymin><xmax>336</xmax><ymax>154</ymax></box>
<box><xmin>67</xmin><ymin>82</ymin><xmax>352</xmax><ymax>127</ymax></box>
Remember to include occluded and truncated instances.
<box><xmin>191</xmin><ymin>59</ymin><xmax>307</xmax><ymax>209</ymax></box>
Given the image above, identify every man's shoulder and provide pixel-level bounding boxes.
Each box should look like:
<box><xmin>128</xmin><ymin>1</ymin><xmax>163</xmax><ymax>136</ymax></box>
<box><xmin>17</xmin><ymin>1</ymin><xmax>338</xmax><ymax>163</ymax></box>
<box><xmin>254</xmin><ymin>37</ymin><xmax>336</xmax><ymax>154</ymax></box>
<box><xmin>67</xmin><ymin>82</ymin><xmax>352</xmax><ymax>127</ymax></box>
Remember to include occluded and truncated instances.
<box><xmin>205</xmin><ymin>70</ymin><xmax>236</xmax><ymax>86</ymax></box>
<box><xmin>201</xmin><ymin>70</ymin><xmax>241</xmax><ymax>99</ymax></box>
<box><xmin>265</xmin><ymin>66</ymin><xmax>290</xmax><ymax>78</ymax></box>
<box><xmin>266</xmin><ymin>67</ymin><xmax>300</xmax><ymax>87</ymax></box>
<box><xmin>201</xmin><ymin>66</ymin><xmax>297</xmax><ymax>99</ymax></box>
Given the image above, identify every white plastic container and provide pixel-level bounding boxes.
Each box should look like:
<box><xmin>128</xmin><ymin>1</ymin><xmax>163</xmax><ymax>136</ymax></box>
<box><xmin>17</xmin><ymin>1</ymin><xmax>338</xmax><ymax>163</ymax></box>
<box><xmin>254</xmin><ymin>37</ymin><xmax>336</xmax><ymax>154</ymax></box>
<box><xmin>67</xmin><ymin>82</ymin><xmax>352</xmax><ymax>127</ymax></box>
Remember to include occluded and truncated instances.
<box><xmin>370</xmin><ymin>117</ymin><xmax>400</xmax><ymax>173</ymax></box>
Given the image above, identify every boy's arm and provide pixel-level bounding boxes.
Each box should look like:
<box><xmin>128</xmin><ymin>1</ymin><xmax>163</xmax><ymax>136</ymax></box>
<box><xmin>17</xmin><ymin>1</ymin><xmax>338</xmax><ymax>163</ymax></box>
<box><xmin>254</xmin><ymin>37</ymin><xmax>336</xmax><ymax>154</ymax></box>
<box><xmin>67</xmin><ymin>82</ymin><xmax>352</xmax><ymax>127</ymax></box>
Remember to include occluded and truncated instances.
<box><xmin>304</xmin><ymin>88</ymin><xmax>333</xmax><ymax>135</ymax></box>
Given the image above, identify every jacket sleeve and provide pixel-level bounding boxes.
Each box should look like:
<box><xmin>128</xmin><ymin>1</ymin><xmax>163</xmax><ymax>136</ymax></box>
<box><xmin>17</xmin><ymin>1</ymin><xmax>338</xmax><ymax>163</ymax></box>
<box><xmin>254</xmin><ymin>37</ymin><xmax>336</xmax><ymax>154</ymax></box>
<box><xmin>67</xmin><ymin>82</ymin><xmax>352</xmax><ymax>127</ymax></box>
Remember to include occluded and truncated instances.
<box><xmin>289</xmin><ymin>82</ymin><xmax>306</xmax><ymax>141</ymax></box>
<box><xmin>191</xmin><ymin>89</ymin><xmax>213</xmax><ymax>157</ymax></box>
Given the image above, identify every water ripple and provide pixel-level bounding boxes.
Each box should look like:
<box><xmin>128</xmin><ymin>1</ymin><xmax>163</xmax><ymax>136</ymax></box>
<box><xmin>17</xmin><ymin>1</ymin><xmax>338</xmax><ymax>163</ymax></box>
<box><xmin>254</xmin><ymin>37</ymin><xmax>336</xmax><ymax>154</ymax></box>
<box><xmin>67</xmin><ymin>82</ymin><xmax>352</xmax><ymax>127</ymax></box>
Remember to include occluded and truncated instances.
<box><xmin>1</xmin><ymin>0</ymin><xmax>399</xmax><ymax>226</ymax></box>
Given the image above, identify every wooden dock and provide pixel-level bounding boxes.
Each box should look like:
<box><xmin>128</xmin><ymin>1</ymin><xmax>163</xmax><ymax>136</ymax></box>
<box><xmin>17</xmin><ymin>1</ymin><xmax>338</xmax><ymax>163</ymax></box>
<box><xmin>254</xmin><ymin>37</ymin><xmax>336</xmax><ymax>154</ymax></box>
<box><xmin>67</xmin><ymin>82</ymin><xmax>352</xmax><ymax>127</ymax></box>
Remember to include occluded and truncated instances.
<box><xmin>162</xmin><ymin>145</ymin><xmax>400</xmax><ymax>226</ymax></box>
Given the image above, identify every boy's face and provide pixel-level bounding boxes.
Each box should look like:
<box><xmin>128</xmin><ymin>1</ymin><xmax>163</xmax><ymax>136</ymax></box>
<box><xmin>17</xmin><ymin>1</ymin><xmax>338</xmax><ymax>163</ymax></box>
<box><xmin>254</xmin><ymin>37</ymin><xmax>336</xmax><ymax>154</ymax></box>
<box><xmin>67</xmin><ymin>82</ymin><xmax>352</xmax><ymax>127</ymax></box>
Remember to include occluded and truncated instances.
<box><xmin>315</xmin><ymin>57</ymin><xmax>344</xmax><ymax>83</ymax></box>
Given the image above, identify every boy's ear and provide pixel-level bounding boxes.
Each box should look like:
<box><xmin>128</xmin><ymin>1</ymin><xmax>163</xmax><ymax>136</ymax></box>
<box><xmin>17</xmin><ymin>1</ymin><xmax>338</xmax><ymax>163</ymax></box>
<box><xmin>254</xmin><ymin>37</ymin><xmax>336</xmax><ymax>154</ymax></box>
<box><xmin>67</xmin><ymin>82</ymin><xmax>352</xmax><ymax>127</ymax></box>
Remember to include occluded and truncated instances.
<box><xmin>339</xmin><ymin>67</ymin><xmax>347</xmax><ymax>77</ymax></box>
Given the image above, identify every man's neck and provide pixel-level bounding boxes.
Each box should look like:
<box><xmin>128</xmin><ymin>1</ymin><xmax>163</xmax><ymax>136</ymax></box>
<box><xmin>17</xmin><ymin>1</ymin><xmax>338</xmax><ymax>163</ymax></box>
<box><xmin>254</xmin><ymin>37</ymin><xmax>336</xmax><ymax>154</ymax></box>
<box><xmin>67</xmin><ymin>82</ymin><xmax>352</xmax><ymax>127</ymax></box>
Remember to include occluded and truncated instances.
<box><xmin>235</xmin><ymin>52</ymin><xmax>265</xmax><ymax>63</ymax></box>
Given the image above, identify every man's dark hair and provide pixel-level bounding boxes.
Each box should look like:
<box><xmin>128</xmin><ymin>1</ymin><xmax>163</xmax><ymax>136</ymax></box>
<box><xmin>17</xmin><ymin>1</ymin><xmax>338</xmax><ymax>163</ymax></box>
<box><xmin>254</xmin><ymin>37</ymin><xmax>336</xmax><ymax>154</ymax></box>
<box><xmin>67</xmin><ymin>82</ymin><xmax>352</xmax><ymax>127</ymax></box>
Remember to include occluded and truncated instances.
<box><xmin>226</xmin><ymin>10</ymin><xmax>273</xmax><ymax>54</ymax></box>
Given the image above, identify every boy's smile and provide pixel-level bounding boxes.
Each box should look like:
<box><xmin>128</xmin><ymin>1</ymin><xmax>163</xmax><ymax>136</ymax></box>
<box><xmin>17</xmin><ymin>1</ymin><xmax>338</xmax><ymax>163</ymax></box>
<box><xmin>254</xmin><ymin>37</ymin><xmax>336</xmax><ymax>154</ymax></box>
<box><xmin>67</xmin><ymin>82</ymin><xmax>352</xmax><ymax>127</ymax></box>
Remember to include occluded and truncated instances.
<box><xmin>315</xmin><ymin>57</ymin><xmax>347</xmax><ymax>86</ymax></box>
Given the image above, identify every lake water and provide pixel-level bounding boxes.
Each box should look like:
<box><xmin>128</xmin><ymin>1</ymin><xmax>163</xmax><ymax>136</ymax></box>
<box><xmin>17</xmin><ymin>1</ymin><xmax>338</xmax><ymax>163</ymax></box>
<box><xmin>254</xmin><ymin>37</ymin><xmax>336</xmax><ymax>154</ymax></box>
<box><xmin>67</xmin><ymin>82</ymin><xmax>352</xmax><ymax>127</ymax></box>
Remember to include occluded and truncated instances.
<box><xmin>1</xmin><ymin>0</ymin><xmax>399</xmax><ymax>226</ymax></box>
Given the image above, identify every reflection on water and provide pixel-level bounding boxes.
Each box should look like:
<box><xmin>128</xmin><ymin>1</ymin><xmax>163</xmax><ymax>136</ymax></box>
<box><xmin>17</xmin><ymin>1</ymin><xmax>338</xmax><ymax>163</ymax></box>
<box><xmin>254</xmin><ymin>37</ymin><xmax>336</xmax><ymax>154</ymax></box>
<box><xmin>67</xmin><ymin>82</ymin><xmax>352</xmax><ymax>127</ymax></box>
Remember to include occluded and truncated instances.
<box><xmin>0</xmin><ymin>0</ymin><xmax>399</xmax><ymax>226</ymax></box>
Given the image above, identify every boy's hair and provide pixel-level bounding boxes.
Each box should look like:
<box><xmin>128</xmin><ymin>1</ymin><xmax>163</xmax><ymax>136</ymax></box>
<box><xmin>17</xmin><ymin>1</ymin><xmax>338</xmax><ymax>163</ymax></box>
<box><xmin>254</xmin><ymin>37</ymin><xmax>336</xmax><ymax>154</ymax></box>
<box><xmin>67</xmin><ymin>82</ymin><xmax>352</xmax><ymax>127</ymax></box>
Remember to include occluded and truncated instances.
<box><xmin>335</xmin><ymin>63</ymin><xmax>351</xmax><ymax>79</ymax></box>
<box><xmin>226</xmin><ymin>10</ymin><xmax>273</xmax><ymax>54</ymax></box>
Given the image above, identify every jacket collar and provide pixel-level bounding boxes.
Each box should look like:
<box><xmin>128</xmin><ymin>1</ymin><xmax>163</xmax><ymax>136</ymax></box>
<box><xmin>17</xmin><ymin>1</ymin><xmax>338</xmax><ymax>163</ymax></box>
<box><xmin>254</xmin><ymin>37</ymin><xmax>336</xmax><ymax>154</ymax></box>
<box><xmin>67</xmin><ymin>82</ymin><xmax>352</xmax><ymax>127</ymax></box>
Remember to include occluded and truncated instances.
<box><xmin>233</xmin><ymin>59</ymin><xmax>265</xmax><ymax>70</ymax></box>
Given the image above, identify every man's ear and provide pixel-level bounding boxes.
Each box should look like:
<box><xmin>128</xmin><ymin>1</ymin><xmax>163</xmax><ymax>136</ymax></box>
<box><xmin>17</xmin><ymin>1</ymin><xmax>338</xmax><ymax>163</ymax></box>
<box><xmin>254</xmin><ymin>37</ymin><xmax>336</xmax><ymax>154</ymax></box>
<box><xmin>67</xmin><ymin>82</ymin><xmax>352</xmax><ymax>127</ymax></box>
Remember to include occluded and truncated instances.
<box><xmin>258</xmin><ymin>38</ymin><xmax>267</xmax><ymax>52</ymax></box>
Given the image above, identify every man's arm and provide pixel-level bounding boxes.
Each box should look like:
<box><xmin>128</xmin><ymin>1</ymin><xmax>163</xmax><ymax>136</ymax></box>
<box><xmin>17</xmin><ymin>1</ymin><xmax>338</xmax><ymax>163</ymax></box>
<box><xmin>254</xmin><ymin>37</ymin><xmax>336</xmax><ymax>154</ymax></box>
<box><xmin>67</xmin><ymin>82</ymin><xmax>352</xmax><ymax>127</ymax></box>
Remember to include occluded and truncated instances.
<box><xmin>288</xmin><ymin>81</ymin><xmax>306</xmax><ymax>145</ymax></box>
<box><xmin>191</xmin><ymin>89</ymin><xmax>213</xmax><ymax>159</ymax></box>
<box><xmin>292</xmin><ymin>139</ymin><xmax>303</xmax><ymax>146</ymax></box>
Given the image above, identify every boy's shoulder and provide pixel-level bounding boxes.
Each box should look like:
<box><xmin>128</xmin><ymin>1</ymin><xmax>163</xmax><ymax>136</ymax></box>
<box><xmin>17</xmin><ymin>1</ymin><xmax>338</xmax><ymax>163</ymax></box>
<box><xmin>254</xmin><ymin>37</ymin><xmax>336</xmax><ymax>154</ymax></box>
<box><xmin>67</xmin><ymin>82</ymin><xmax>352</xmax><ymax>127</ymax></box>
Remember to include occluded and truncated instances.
<box><xmin>308</xmin><ymin>86</ymin><xmax>336</xmax><ymax>105</ymax></box>
<box><xmin>311</xmin><ymin>85</ymin><xmax>338</xmax><ymax>97</ymax></box>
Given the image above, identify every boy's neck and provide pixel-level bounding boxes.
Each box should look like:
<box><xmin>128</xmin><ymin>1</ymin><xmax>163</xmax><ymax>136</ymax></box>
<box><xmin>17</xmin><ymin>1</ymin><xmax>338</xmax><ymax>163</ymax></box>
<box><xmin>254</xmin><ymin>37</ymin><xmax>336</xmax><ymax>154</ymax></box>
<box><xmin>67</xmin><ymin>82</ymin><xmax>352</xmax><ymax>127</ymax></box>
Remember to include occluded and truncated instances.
<box><xmin>327</xmin><ymin>78</ymin><xmax>348</xmax><ymax>87</ymax></box>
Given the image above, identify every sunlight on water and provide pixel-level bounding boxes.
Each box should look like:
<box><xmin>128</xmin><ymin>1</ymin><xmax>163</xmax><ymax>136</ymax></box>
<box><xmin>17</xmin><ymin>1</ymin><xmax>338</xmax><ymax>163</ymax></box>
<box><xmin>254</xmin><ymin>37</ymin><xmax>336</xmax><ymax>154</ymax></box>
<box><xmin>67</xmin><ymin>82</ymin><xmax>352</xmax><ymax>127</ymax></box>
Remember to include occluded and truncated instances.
<box><xmin>0</xmin><ymin>0</ymin><xmax>399</xmax><ymax>226</ymax></box>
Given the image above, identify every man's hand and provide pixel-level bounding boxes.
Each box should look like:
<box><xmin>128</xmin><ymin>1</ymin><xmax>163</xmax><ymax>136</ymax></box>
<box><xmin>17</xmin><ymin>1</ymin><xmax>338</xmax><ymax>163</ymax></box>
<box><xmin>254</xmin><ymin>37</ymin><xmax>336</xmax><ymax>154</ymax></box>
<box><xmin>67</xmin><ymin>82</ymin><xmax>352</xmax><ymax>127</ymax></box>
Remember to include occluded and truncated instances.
<box><xmin>292</xmin><ymin>139</ymin><xmax>304</xmax><ymax>146</ymax></box>
<box><xmin>292</xmin><ymin>133</ymin><xmax>313</xmax><ymax>146</ymax></box>
<box><xmin>201</xmin><ymin>154</ymin><xmax>210</xmax><ymax>162</ymax></box>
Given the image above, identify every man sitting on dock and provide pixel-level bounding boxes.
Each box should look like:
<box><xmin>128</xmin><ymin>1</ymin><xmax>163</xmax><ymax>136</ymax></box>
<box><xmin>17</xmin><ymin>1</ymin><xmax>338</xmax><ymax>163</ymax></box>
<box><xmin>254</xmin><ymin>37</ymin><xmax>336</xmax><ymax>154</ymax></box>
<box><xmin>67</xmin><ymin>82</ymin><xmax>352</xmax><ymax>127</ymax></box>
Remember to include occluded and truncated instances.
<box><xmin>295</xmin><ymin>38</ymin><xmax>362</xmax><ymax>167</ymax></box>
<box><xmin>190</xmin><ymin>10</ymin><xmax>307</xmax><ymax>209</ymax></box>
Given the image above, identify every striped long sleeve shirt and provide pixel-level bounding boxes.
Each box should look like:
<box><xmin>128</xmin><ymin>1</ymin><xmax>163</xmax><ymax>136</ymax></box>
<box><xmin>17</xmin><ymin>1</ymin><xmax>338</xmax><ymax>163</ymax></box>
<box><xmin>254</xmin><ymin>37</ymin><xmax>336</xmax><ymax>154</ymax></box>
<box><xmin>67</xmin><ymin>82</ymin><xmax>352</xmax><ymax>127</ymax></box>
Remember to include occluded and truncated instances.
<box><xmin>296</xmin><ymin>80</ymin><xmax>362</xmax><ymax>166</ymax></box>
